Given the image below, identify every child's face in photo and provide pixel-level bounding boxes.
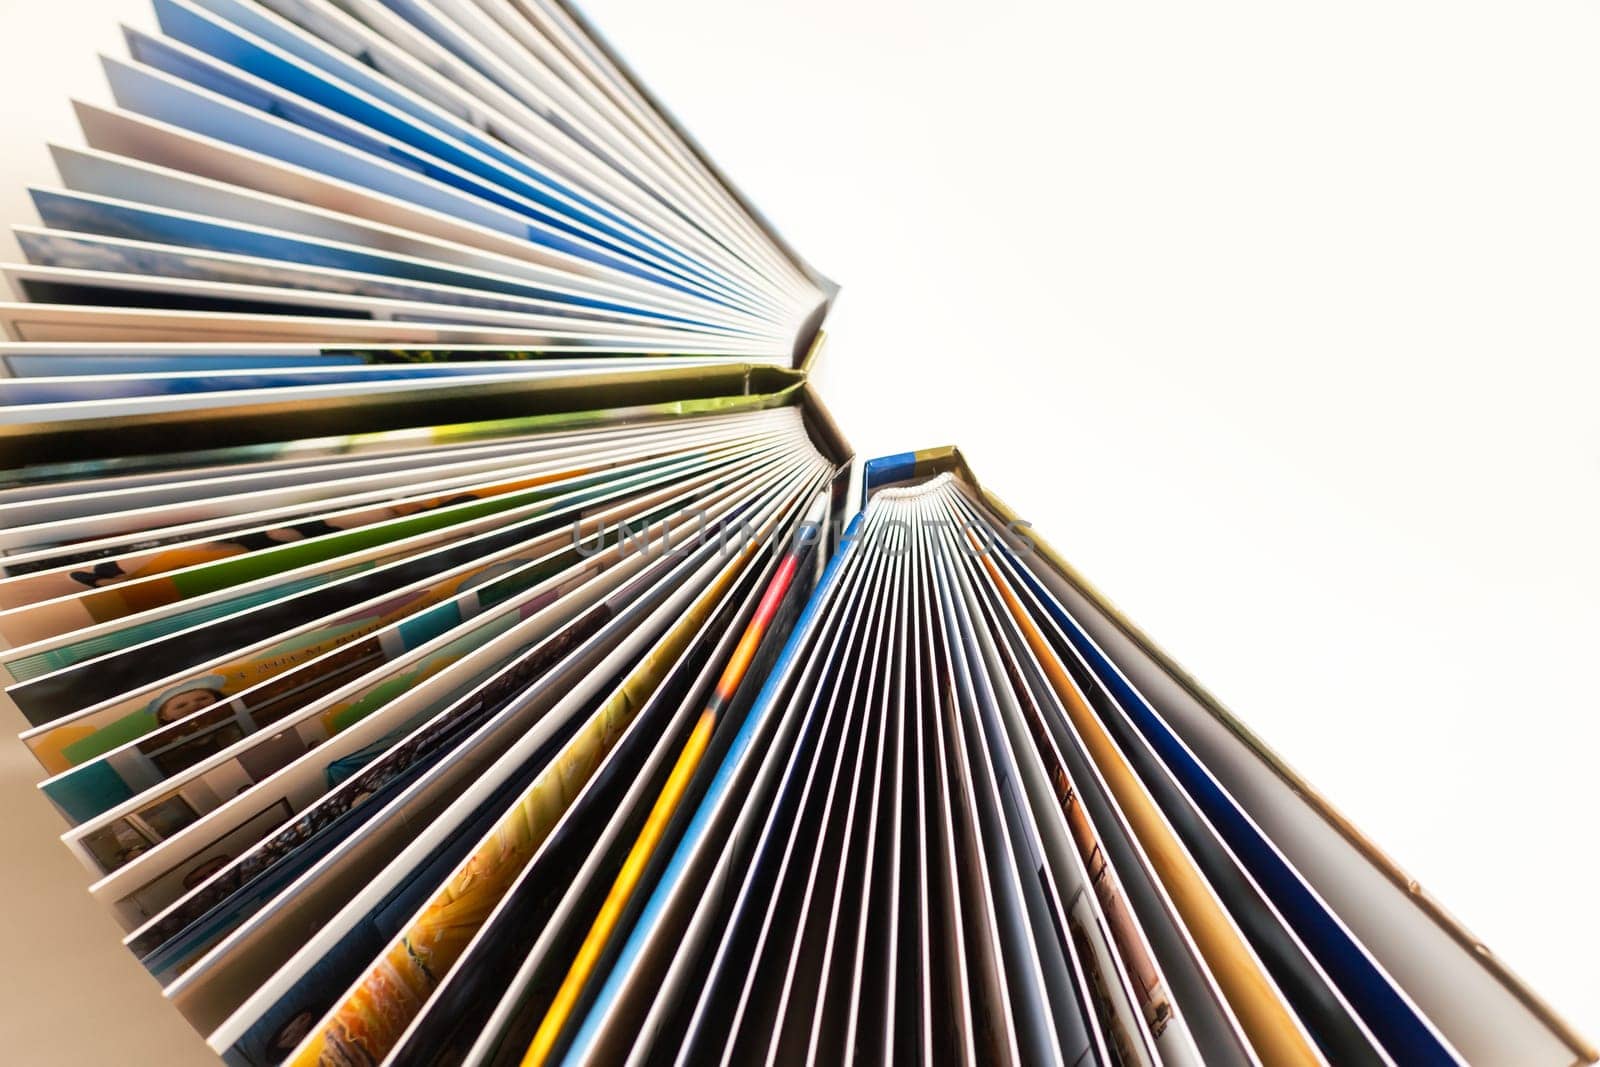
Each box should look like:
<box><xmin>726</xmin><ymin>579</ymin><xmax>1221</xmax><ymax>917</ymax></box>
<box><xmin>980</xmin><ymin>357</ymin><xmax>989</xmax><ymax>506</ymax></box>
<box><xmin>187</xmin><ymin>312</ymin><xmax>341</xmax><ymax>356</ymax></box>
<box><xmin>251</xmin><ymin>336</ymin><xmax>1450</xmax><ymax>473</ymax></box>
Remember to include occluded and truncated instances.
<box><xmin>157</xmin><ymin>688</ymin><xmax>220</xmax><ymax>725</ymax></box>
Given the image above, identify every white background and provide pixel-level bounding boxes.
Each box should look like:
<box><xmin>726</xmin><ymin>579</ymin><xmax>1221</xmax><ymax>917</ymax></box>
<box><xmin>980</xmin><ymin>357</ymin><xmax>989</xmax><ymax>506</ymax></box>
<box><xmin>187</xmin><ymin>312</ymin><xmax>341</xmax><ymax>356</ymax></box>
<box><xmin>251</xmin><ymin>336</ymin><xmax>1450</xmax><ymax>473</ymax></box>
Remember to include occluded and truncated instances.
<box><xmin>0</xmin><ymin>0</ymin><xmax>1594</xmax><ymax>1060</ymax></box>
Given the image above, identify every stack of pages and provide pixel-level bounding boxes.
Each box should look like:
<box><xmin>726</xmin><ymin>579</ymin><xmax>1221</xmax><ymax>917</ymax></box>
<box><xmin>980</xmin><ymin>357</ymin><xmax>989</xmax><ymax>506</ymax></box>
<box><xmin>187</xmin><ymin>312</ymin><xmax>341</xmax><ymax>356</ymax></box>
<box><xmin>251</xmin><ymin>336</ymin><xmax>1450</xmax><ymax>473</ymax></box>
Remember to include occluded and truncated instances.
<box><xmin>0</xmin><ymin>2</ymin><xmax>1591</xmax><ymax>1066</ymax></box>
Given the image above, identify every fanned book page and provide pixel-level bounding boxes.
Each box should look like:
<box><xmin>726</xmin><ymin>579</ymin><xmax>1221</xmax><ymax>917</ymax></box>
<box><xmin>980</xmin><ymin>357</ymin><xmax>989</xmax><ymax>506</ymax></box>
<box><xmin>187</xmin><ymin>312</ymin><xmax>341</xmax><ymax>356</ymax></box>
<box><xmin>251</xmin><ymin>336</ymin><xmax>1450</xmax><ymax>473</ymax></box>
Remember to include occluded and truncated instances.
<box><xmin>0</xmin><ymin>2</ymin><xmax>1592</xmax><ymax>1066</ymax></box>
<box><xmin>0</xmin><ymin>0</ymin><xmax>832</xmax><ymax>455</ymax></box>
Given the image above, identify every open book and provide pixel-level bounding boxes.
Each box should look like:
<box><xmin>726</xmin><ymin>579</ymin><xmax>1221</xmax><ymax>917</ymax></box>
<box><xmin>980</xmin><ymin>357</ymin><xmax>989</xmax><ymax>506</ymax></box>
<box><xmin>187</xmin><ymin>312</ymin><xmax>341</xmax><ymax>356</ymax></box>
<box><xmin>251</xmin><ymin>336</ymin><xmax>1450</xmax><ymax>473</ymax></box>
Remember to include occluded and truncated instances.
<box><xmin>0</xmin><ymin>2</ymin><xmax>1590</xmax><ymax>1065</ymax></box>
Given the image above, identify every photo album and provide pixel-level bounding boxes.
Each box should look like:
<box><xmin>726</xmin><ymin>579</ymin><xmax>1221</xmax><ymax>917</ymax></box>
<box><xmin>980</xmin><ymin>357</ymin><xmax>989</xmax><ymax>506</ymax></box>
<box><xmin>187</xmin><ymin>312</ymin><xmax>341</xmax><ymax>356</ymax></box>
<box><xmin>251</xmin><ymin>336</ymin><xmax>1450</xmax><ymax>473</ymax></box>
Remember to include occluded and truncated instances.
<box><xmin>0</xmin><ymin>1</ymin><xmax>1590</xmax><ymax>1065</ymax></box>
